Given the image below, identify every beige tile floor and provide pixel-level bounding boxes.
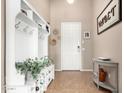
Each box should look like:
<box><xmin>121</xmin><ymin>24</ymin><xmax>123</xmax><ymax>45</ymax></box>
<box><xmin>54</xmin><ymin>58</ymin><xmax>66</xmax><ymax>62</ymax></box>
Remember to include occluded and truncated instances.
<box><xmin>45</xmin><ymin>71</ymin><xmax>111</xmax><ymax>93</ymax></box>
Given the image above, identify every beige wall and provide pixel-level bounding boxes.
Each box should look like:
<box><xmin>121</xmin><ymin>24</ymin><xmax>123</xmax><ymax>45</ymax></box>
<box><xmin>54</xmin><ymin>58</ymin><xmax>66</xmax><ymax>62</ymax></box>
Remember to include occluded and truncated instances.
<box><xmin>49</xmin><ymin>0</ymin><xmax>93</xmax><ymax>70</ymax></box>
<box><xmin>28</xmin><ymin>0</ymin><xmax>50</xmax><ymax>22</ymax></box>
<box><xmin>92</xmin><ymin>0</ymin><xmax>122</xmax><ymax>93</ymax></box>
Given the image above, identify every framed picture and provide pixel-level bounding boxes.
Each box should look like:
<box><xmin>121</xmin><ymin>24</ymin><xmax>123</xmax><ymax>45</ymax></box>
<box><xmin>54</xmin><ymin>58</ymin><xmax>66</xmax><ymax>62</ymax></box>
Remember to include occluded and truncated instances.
<box><xmin>83</xmin><ymin>32</ymin><xmax>90</xmax><ymax>39</ymax></box>
<box><xmin>97</xmin><ymin>0</ymin><xmax>122</xmax><ymax>35</ymax></box>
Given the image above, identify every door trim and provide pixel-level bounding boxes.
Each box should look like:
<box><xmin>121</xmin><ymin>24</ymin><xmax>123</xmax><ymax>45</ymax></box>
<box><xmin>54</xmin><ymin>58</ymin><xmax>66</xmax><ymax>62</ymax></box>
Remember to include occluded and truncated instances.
<box><xmin>60</xmin><ymin>22</ymin><xmax>82</xmax><ymax>71</ymax></box>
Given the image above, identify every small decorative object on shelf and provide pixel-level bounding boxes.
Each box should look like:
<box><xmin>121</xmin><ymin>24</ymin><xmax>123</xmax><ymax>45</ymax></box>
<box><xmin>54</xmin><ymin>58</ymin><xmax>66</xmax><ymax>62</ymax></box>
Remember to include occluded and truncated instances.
<box><xmin>99</xmin><ymin>68</ymin><xmax>107</xmax><ymax>82</ymax></box>
<box><xmin>98</xmin><ymin>57</ymin><xmax>111</xmax><ymax>61</ymax></box>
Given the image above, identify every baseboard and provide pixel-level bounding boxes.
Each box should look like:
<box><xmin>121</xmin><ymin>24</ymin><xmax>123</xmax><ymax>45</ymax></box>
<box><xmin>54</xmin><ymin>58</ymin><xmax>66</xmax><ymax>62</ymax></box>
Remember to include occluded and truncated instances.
<box><xmin>80</xmin><ymin>69</ymin><xmax>93</xmax><ymax>72</ymax></box>
<box><xmin>55</xmin><ymin>69</ymin><xmax>92</xmax><ymax>72</ymax></box>
<box><xmin>55</xmin><ymin>69</ymin><xmax>62</xmax><ymax>71</ymax></box>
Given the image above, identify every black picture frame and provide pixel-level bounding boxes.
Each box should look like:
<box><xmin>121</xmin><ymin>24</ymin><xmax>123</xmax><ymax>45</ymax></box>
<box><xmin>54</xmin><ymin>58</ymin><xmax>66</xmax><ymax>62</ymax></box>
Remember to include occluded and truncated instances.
<box><xmin>97</xmin><ymin>0</ymin><xmax>122</xmax><ymax>35</ymax></box>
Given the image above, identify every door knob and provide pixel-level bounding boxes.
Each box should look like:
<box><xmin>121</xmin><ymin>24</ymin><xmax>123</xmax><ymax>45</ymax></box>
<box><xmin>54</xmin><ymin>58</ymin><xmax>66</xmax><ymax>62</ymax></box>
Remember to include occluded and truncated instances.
<box><xmin>77</xmin><ymin>46</ymin><xmax>80</xmax><ymax>49</ymax></box>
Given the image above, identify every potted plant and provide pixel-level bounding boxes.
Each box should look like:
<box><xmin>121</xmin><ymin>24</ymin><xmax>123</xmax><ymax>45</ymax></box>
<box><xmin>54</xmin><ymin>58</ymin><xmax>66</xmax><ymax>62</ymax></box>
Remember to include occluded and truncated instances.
<box><xmin>15</xmin><ymin>56</ymin><xmax>53</xmax><ymax>84</ymax></box>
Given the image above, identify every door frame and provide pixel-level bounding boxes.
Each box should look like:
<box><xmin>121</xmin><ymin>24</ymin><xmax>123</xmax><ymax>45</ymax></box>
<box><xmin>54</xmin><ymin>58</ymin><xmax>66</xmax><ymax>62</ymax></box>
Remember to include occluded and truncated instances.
<box><xmin>60</xmin><ymin>22</ymin><xmax>82</xmax><ymax>71</ymax></box>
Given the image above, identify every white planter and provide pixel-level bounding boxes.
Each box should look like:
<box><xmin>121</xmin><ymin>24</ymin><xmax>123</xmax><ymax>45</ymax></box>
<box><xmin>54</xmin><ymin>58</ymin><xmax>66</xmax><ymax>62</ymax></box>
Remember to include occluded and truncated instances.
<box><xmin>25</xmin><ymin>72</ymin><xmax>35</xmax><ymax>86</ymax></box>
<box><xmin>16</xmin><ymin>73</ymin><xmax>25</xmax><ymax>85</ymax></box>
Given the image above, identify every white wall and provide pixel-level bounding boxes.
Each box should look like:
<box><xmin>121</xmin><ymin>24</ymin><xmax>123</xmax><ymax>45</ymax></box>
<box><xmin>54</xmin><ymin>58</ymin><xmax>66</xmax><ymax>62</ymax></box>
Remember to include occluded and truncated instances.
<box><xmin>1</xmin><ymin>0</ymin><xmax>5</xmax><ymax>92</ymax></box>
<box><xmin>92</xmin><ymin>0</ymin><xmax>122</xmax><ymax>93</ymax></box>
<box><xmin>15</xmin><ymin>27</ymin><xmax>38</xmax><ymax>61</ymax></box>
<box><xmin>6</xmin><ymin>0</ymin><xmax>21</xmax><ymax>85</ymax></box>
<box><xmin>38</xmin><ymin>35</ymin><xmax>48</xmax><ymax>57</ymax></box>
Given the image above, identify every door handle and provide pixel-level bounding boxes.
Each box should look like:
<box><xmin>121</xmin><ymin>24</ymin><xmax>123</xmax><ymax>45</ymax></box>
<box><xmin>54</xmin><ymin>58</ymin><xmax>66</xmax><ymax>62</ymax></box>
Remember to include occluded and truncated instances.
<box><xmin>77</xmin><ymin>45</ymin><xmax>81</xmax><ymax>52</ymax></box>
<box><xmin>77</xmin><ymin>46</ymin><xmax>80</xmax><ymax>49</ymax></box>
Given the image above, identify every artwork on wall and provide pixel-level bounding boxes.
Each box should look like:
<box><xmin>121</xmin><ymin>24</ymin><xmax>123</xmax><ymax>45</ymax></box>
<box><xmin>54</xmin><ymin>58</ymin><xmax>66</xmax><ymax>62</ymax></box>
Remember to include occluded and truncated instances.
<box><xmin>97</xmin><ymin>0</ymin><xmax>122</xmax><ymax>35</ymax></box>
<box><xmin>49</xmin><ymin>36</ymin><xmax>57</xmax><ymax>46</ymax></box>
<box><xmin>83</xmin><ymin>32</ymin><xmax>90</xmax><ymax>39</ymax></box>
<box><xmin>53</xmin><ymin>29</ymin><xmax>59</xmax><ymax>35</ymax></box>
<box><xmin>50</xmin><ymin>39</ymin><xmax>57</xmax><ymax>46</ymax></box>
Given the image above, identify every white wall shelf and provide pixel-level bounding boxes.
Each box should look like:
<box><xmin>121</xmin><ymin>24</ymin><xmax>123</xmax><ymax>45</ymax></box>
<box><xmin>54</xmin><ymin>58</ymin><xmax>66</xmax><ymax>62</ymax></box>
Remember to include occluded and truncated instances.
<box><xmin>16</xmin><ymin>12</ymin><xmax>37</xmax><ymax>28</ymax></box>
<box><xmin>21</xmin><ymin>0</ymin><xmax>50</xmax><ymax>32</ymax></box>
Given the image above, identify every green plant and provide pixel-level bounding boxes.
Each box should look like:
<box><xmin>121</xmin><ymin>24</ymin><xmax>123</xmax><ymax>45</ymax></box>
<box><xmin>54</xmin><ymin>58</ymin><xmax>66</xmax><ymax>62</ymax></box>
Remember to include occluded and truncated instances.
<box><xmin>42</xmin><ymin>56</ymin><xmax>53</xmax><ymax>67</ymax></box>
<box><xmin>15</xmin><ymin>56</ymin><xmax>53</xmax><ymax>80</ymax></box>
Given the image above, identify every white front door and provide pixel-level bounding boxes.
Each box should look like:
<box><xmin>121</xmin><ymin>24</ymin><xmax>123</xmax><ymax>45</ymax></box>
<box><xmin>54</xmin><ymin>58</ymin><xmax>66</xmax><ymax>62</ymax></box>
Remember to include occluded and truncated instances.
<box><xmin>61</xmin><ymin>22</ymin><xmax>81</xmax><ymax>70</ymax></box>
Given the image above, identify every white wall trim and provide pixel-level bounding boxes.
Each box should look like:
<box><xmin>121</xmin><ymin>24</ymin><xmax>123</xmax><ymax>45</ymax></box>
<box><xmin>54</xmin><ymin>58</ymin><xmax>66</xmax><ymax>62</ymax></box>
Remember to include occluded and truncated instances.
<box><xmin>55</xmin><ymin>69</ymin><xmax>92</xmax><ymax>72</ymax></box>
<box><xmin>80</xmin><ymin>69</ymin><xmax>93</xmax><ymax>72</ymax></box>
<box><xmin>55</xmin><ymin>69</ymin><xmax>62</xmax><ymax>71</ymax></box>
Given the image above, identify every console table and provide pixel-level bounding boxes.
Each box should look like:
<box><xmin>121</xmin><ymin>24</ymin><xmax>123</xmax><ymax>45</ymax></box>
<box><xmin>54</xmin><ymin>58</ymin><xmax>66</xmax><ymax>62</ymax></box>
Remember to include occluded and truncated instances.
<box><xmin>93</xmin><ymin>59</ymin><xmax>118</xmax><ymax>93</ymax></box>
